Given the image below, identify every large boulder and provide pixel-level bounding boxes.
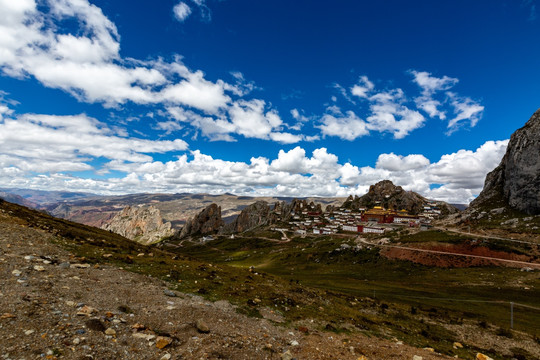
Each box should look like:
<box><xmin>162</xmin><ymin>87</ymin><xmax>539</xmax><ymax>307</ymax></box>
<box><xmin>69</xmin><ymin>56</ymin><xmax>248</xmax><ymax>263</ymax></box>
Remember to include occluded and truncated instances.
<box><xmin>470</xmin><ymin>109</ymin><xmax>540</xmax><ymax>215</ymax></box>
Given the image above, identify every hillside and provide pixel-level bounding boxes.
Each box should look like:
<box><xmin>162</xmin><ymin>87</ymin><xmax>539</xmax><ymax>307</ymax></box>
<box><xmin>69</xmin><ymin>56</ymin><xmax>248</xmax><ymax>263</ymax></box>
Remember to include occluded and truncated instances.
<box><xmin>0</xmin><ymin>199</ymin><xmax>463</xmax><ymax>359</ymax></box>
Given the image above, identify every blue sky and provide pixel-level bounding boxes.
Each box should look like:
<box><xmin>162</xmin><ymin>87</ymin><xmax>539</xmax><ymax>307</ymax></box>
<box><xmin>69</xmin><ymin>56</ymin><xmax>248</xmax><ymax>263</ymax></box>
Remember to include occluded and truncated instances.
<box><xmin>0</xmin><ymin>0</ymin><xmax>539</xmax><ymax>203</ymax></box>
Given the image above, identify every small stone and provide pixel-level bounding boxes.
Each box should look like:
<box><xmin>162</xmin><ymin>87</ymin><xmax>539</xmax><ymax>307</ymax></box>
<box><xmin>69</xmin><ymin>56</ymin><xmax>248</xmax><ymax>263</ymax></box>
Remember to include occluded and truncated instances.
<box><xmin>413</xmin><ymin>356</ymin><xmax>423</xmax><ymax>360</ymax></box>
<box><xmin>33</xmin><ymin>265</ymin><xmax>45</xmax><ymax>272</ymax></box>
<box><xmin>24</xmin><ymin>329</ymin><xmax>34</xmax><ymax>335</ymax></box>
<box><xmin>160</xmin><ymin>354</ymin><xmax>171</xmax><ymax>360</ymax></box>
<box><xmin>11</xmin><ymin>269</ymin><xmax>21</xmax><ymax>277</ymax></box>
<box><xmin>71</xmin><ymin>263</ymin><xmax>91</xmax><ymax>269</ymax></box>
<box><xmin>131</xmin><ymin>323</ymin><xmax>146</xmax><ymax>331</ymax></box>
<box><xmin>423</xmin><ymin>347</ymin><xmax>434</xmax><ymax>352</ymax></box>
<box><xmin>196</xmin><ymin>319</ymin><xmax>210</xmax><ymax>333</ymax></box>
<box><xmin>65</xmin><ymin>301</ymin><xmax>76</xmax><ymax>307</ymax></box>
<box><xmin>290</xmin><ymin>340</ymin><xmax>299</xmax><ymax>346</ymax></box>
<box><xmin>77</xmin><ymin>305</ymin><xmax>96</xmax><ymax>316</ymax></box>
<box><xmin>253</xmin><ymin>298</ymin><xmax>262</xmax><ymax>304</ymax></box>
<box><xmin>357</xmin><ymin>356</ymin><xmax>368</xmax><ymax>360</ymax></box>
<box><xmin>281</xmin><ymin>350</ymin><xmax>293</xmax><ymax>360</ymax></box>
<box><xmin>73</xmin><ymin>338</ymin><xmax>80</xmax><ymax>345</ymax></box>
<box><xmin>1</xmin><ymin>313</ymin><xmax>16</xmax><ymax>319</ymax></box>
<box><xmin>104</xmin><ymin>328</ymin><xmax>116</xmax><ymax>336</ymax></box>
<box><xmin>396</xmin><ymin>341</ymin><xmax>403</xmax><ymax>345</ymax></box>
<box><xmin>453</xmin><ymin>342</ymin><xmax>463</xmax><ymax>349</ymax></box>
<box><xmin>103</xmin><ymin>254</ymin><xmax>113</xmax><ymax>258</ymax></box>
<box><xmin>155</xmin><ymin>336</ymin><xmax>172</xmax><ymax>349</ymax></box>
<box><xmin>132</xmin><ymin>333</ymin><xmax>155</xmax><ymax>341</ymax></box>
<box><xmin>58</xmin><ymin>262</ymin><xmax>70</xmax><ymax>269</ymax></box>
<box><xmin>163</xmin><ymin>289</ymin><xmax>177</xmax><ymax>297</ymax></box>
<box><xmin>24</xmin><ymin>255</ymin><xmax>34</xmax><ymax>261</ymax></box>
<box><xmin>476</xmin><ymin>354</ymin><xmax>494</xmax><ymax>360</ymax></box>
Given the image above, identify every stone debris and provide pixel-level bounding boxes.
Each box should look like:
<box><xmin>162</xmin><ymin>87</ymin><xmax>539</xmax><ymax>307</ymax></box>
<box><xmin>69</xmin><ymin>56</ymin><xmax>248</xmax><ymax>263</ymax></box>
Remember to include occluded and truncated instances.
<box><xmin>76</xmin><ymin>305</ymin><xmax>97</xmax><ymax>316</ymax></box>
<box><xmin>163</xmin><ymin>289</ymin><xmax>177</xmax><ymax>297</ymax></box>
<box><xmin>155</xmin><ymin>336</ymin><xmax>173</xmax><ymax>349</ymax></box>
<box><xmin>196</xmin><ymin>319</ymin><xmax>210</xmax><ymax>333</ymax></box>
<box><xmin>476</xmin><ymin>354</ymin><xmax>494</xmax><ymax>360</ymax></box>
<box><xmin>104</xmin><ymin>328</ymin><xmax>116</xmax><ymax>336</ymax></box>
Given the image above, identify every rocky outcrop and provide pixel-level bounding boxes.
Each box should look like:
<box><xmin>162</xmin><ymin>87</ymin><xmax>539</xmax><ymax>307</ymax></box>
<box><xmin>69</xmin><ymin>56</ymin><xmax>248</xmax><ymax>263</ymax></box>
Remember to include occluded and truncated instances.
<box><xmin>102</xmin><ymin>205</ymin><xmax>173</xmax><ymax>245</ymax></box>
<box><xmin>470</xmin><ymin>109</ymin><xmax>540</xmax><ymax>215</ymax></box>
<box><xmin>178</xmin><ymin>203</ymin><xmax>224</xmax><ymax>238</ymax></box>
<box><xmin>342</xmin><ymin>180</ymin><xmax>458</xmax><ymax>215</ymax></box>
<box><xmin>221</xmin><ymin>201</ymin><xmax>272</xmax><ymax>234</ymax></box>
<box><xmin>342</xmin><ymin>180</ymin><xmax>457</xmax><ymax>215</ymax></box>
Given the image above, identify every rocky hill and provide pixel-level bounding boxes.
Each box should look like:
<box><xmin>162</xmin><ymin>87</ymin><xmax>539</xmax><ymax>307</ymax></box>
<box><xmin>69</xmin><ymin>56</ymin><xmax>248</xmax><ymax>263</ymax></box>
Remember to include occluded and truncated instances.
<box><xmin>221</xmin><ymin>200</ymin><xmax>273</xmax><ymax>234</ymax></box>
<box><xmin>102</xmin><ymin>205</ymin><xmax>173</xmax><ymax>245</ymax></box>
<box><xmin>342</xmin><ymin>180</ymin><xmax>458</xmax><ymax>215</ymax></box>
<box><xmin>470</xmin><ymin>109</ymin><xmax>540</xmax><ymax>215</ymax></box>
<box><xmin>177</xmin><ymin>203</ymin><xmax>224</xmax><ymax>239</ymax></box>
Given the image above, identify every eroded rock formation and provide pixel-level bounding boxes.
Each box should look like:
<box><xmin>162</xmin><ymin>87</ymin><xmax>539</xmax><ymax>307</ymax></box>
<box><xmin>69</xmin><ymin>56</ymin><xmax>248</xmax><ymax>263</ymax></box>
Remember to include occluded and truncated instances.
<box><xmin>178</xmin><ymin>203</ymin><xmax>224</xmax><ymax>238</ymax></box>
<box><xmin>102</xmin><ymin>205</ymin><xmax>173</xmax><ymax>245</ymax></box>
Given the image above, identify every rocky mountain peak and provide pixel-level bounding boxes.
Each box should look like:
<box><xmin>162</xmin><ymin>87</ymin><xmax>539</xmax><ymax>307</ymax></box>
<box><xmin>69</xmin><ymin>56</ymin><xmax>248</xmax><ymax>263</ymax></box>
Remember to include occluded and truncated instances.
<box><xmin>102</xmin><ymin>205</ymin><xmax>173</xmax><ymax>245</ymax></box>
<box><xmin>470</xmin><ymin>109</ymin><xmax>540</xmax><ymax>215</ymax></box>
<box><xmin>178</xmin><ymin>203</ymin><xmax>224</xmax><ymax>239</ymax></box>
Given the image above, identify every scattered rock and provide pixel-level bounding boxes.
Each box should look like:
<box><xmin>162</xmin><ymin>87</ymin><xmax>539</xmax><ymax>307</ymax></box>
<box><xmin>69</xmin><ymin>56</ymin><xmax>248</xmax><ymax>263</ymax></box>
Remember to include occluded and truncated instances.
<box><xmin>163</xmin><ymin>289</ymin><xmax>177</xmax><ymax>297</ymax></box>
<box><xmin>71</xmin><ymin>263</ymin><xmax>91</xmax><ymax>269</ymax></box>
<box><xmin>11</xmin><ymin>269</ymin><xmax>21</xmax><ymax>276</ymax></box>
<box><xmin>1</xmin><ymin>313</ymin><xmax>16</xmax><ymax>319</ymax></box>
<box><xmin>155</xmin><ymin>336</ymin><xmax>173</xmax><ymax>349</ymax></box>
<box><xmin>58</xmin><ymin>262</ymin><xmax>70</xmax><ymax>269</ymax></box>
<box><xmin>476</xmin><ymin>353</ymin><xmax>494</xmax><ymax>360</ymax></box>
<box><xmin>453</xmin><ymin>342</ymin><xmax>463</xmax><ymax>349</ymax></box>
<box><xmin>281</xmin><ymin>350</ymin><xmax>293</xmax><ymax>360</ymax></box>
<box><xmin>160</xmin><ymin>354</ymin><xmax>172</xmax><ymax>360</ymax></box>
<box><xmin>413</xmin><ymin>356</ymin><xmax>423</xmax><ymax>360</ymax></box>
<box><xmin>290</xmin><ymin>339</ymin><xmax>299</xmax><ymax>346</ymax></box>
<box><xmin>33</xmin><ymin>265</ymin><xmax>45</xmax><ymax>271</ymax></box>
<box><xmin>24</xmin><ymin>329</ymin><xmax>34</xmax><ymax>335</ymax></box>
<box><xmin>196</xmin><ymin>319</ymin><xmax>210</xmax><ymax>333</ymax></box>
<box><xmin>104</xmin><ymin>328</ymin><xmax>116</xmax><ymax>336</ymax></box>
<box><xmin>132</xmin><ymin>332</ymin><xmax>156</xmax><ymax>341</ymax></box>
<box><xmin>77</xmin><ymin>305</ymin><xmax>97</xmax><ymax>316</ymax></box>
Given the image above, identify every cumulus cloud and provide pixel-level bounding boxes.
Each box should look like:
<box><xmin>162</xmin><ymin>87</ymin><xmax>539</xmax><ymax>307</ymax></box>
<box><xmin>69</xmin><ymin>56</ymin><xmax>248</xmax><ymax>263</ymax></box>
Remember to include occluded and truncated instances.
<box><xmin>173</xmin><ymin>2</ymin><xmax>192</xmax><ymax>22</ymax></box>
<box><xmin>0</xmin><ymin>101</ymin><xmax>508</xmax><ymax>204</ymax></box>
<box><xmin>321</xmin><ymin>84</ymin><xmax>426</xmax><ymax>140</ymax></box>
<box><xmin>446</xmin><ymin>92</ymin><xmax>484</xmax><ymax>133</ymax></box>
<box><xmin>0</xmin><ymin>110</ymin><xmax>188</xmax><ymax>174</ymax></box>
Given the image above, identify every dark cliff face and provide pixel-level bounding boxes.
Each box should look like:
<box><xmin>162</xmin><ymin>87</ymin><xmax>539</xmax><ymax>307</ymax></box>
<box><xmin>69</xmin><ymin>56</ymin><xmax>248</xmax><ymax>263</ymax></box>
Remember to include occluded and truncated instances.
<box><xmin>178</xmin><ymin>203</ymin><xmax>224</xmax><ymax>238</ymax></box>
<box><xmin>470</xmin><ymin>109</ymin><xmax>540</xmax><ymax>215</ymax></box>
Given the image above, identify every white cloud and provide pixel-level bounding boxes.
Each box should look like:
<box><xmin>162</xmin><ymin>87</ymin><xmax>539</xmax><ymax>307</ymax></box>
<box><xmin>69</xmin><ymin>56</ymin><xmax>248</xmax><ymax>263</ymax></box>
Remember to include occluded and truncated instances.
<box><xmin>410</xmin><ymin>70</ymin><xmax>458</xmax><ymax>96</ymax></box>
<box><xmin>351</xmin><ymin>76</ymin><xmax>374</xmax><ymax>98</ymax></box>
<box><xmin>376</xmin><ymin>153</ymin><xmax>430</xmax><ymax>171</ymax></box>
<box><xmin>0</xmin><ymin>110</ymin><xmax>188</xmax><ymax>174</ymax></box>
<box><xmin>318</xmin><ymin>110</ymin><xmax>369</xmax><ymax>140</ymax></box>
<box><xmin>173</xmin><ymin>2</ymin><xmax>192</xmax><ymax>22</ymax></box>
<box><xmin>446</xmin><ymin>92</ymin><xmax>484</xmax><ymax>132</ymax></box>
